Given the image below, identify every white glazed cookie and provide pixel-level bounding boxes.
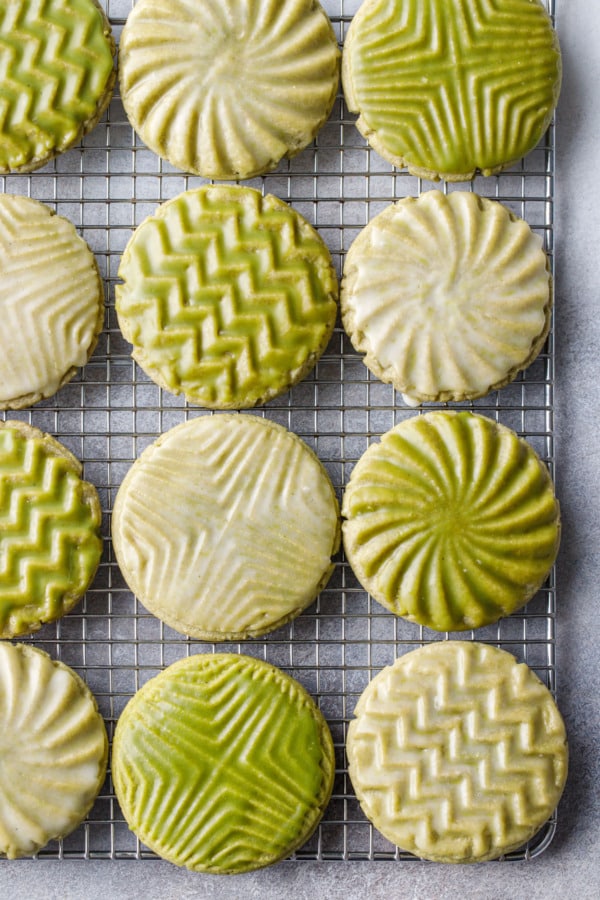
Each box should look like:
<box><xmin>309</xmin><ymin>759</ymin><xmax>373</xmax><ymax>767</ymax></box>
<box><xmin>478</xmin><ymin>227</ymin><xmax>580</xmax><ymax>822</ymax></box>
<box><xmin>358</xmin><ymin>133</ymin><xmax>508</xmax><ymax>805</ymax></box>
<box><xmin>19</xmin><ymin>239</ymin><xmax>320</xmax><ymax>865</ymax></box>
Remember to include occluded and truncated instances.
<box><xmin>347</xmin><ymin>642</ymin><xmax>568</xmax><ymax>863</ymax></box>
<box><xmin>0</xmin><ymin>195</ymin><xmax>104</xmax><ymax>409</ymax></box>
<box><xmin>0</xmin><ymin>643</ymin><xmax>108</xmax><ymax>859</ymax></box>
<box><xmin>119</xmin><ymin>0</ymin><xmax>340</xmax><ymax>180</ymax></box>
<box><xmin>112</xmin><ymin>414</ymin><xmax>340</xmax><ymax>640</ymax></box>
<box><xmin>341</xmin><ymin>191</ymin><xmax>551</xmax><ymax>406</ymax></box>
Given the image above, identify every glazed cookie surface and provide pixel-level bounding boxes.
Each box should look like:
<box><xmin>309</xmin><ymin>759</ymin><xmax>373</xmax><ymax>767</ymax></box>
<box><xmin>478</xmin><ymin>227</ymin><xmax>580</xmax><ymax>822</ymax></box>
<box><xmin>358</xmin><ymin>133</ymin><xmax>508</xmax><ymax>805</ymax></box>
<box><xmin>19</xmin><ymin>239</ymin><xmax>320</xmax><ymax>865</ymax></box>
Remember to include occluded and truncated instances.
<box><xmin>116</xmin><ymin>185</ymin><xmax>338</xmax><ymax>408</ymax></box>
<box><xmin>119</xmin><ymin>0</ymin><xmax>340</xmax><ymax>179</ymax></box>
<box><xmin>342</xmin><ymin>0</ymin><xmax>561</xmax><ymax>180</ymax></box>
<box><xmin>0</xmin><ymin>642</ymin><xmax>108</xmax><ymax>859</ymax></box>
<box><xmin>341</xmin><ymin>191</ymin><xmax>551</xmax><ymax>406</ymax></box>
<box><xmin>112</xmin><ymin>653</ymin><xmax>335</xmax><ymax>873</ymax></box>
<box><xmin>347</xmin><ymin>642</ymin><xmax>568</xmax><ymax>863</ymax></box>
<box><xmin>342</xmin><ymin>411</ymin><xmax>560</xmax><ymax>631</ymax></box>
<box><xmin>0</xmin><ymin>195</ymin><xmax>105</xmax><ymax>409</ymax></box>
<box><xmin>112</xmin><ymin>414</ymin><xmax>340</xmax><ymax>640</ymax></box>
<box><xmin>0</xmin><ymin>421</ymin><xmax>103</xmax><ymax>638</ymax></box>
<box><xmin>0</xmin><ymin>0</ymin><xmax>115</xmax><ymax>173</ymax></box>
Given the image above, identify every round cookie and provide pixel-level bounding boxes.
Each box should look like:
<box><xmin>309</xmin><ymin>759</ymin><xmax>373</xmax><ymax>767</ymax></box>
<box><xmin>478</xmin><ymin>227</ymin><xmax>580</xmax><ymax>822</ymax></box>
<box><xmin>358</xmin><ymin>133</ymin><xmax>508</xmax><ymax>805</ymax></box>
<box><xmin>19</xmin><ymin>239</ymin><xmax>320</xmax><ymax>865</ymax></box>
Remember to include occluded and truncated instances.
<box><xmin>119</xmin><ymin>0</ymin><xmax>340</xmax><ymax>180</ymax></box>
<box><xmin>347</xmin><ymin>641</ymin><xmax>568</xmax><ymax>863</ymax></box>
<box><xmin>342</xmin><ymin>411</ymin><xmax>560</xmax><ymax>632</ymax></box>
<box><xmin>0</xmin><ymin>421</ymin><xmax>103</xmax><ymax>638</ymax></box>
<box><xmin>341</xmin><ymin>191</ymin><xmax>552</xmax><ymax>406</ymax></box>
<box><xmin>112</xmin><ymin>653</ymin><xmax>335</xmax><ymax>873</ymax></box>
<box><xmin>342</xmin><ymin>0</ymin><xmax>561</xmax><ymax>181</ymax></box>
<box><xmin>115</xmin><ymin>185</ymin><xmax>338</xmax><ymax>409</ymax></box>
<box><xmin>0</xmin><ymin>0</ymin><xmax>115</xmax><ymax>174</ymax></box>
<box><xmin>0</xmin><ymin>642</ymin><xmax>108</xmax><ymax>859</ymax></box>
<box><xmin>112</xmin><ymin>414</ymin><xmax>340</xmax><ymax>640</ymax></box>
<box><xmin>0</xmin><ymin>195</ymin><xmax>105</xmax><ymax>410</ymax></box>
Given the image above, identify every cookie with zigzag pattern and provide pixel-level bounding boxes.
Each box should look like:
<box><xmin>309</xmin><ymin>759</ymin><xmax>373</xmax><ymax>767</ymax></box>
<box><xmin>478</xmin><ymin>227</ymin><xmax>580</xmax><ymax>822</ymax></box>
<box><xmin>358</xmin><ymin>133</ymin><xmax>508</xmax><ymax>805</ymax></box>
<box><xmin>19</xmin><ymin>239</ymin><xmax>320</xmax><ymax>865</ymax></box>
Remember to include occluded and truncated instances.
<box><xmin>0</xmin><ymin>421</ymin><xmax>103</xmax><ymax>638</ymax></box>
<box><xmin>116</xmin><ymin>185</ymin><xmax>338</xmax><ymax>408</ymax></box>
<box><xmin>0</xmin><ymin>0</ymin><xmax>115</xmax><ymax>173</ymax></box>
<box><xmin>112</xmin><ymin>653</ymin><xmax>335</xmax><ymax>873</ymax></box>
<box><xmin>347</xmin><ymin>642</ymin><xmax>568</xmax><ymax>862</ymax></box>
<box><xmin>342</xmin><ymin>0</ymin><xmax>561</xmax><ymax>180</ymax></box>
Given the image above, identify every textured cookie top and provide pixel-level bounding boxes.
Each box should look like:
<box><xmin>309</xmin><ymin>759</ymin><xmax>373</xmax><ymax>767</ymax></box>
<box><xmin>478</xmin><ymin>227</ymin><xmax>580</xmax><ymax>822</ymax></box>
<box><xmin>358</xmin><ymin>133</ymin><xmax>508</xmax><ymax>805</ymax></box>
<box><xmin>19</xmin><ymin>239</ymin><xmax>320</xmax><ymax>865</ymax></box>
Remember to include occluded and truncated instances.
<box><xmin>0</xmin><ymin>0</ymin><xmax>115</xmax><ymax>173</ymax></box>
<box><xmin>341</xmin><ymin>191</ymin><xmax>551</xmax><ymax>405</ymax></box>
<box><xmin>342</xmin><ymin>411</ymin><xmax>560</xmax><ymax>631</ymax></box>
<box><xmin>112</xmin><ymin>653</ymin><xmax>335</xmax><ymax>873</ymax></box>
<box><xmin>119</xmin><ymin>0</ymin><xmax>340</xmax><ymax>179</ymax></box>
<box><xmin>116</xmin><ymin>185</ymin><xmax>338</xmax><ymax>408</ymax></box>
<box><xmin>347</xmin><ymin>641</ymin><xmax>568</xmax><ymax>863</ymax></box>
<box><xmin>0</xmin><ymin>642</ymin><xmax>108</xmax><ymax>859</ymax></box>
<box><xmin>0</xmin><ymin>195</ymin><xmax>105</xmax><ymax>409</ymax></box>
<box><xmin>112</xmin><ymin>414</ymin><xmax>340</xmax><ymax>640</ymax></box>
<box><xmin>342</xmin><ymin>0</ymin><xmax>561</xmax><ymax>180</ymax></box>
<box><xmin>0</xmin><ymin>421</ymin><xmax>103</xmax><ymax>638</ymax></box>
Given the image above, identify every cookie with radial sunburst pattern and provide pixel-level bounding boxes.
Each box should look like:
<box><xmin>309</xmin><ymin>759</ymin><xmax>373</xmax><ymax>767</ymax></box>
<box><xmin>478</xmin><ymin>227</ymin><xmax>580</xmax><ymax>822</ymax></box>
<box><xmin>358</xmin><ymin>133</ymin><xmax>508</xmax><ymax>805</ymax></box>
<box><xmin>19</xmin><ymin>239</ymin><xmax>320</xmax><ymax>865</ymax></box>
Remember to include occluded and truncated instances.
<box><xmin>347</xmin><ymin>641</ymin><xmax>567</xmax><ymax>863</ymax></box>
<box><xmin>341</xmin><ymin>191</ymin><xmax>551</xmax><ymax>406</ymax></box>
<box><xmin>119</xmin><ymin>0</ymin><xmax>340</xmax><ymax>179</ymax></box>
<box><xmin>342</xmin><ymin>0</ymin><xmax>561</xmax><ymax>180</ymax></box>
<box><xmin>342</xmin><ymin>411</ymin><xmax>560</xmax><ymax>632</ymax></box>
<box><xmin>0</xmin><ymin>642</ymin><xmax>108</xmax><ymax>859</ymax></box>
<box><xmin>112</xmin><ymin>653</ymin><xmax>335</xmax><ymax>872</ymax></box>
<box><xmin>111</xmin><ymin>414</ymin><xmax>340</xmax><ymax>640</ymax></box>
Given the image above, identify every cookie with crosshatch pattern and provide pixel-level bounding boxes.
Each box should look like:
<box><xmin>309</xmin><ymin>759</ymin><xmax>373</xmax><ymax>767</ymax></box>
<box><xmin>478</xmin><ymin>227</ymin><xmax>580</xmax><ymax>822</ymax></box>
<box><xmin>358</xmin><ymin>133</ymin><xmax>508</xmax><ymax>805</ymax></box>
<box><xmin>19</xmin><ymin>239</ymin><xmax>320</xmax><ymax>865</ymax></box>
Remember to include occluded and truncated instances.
<box><xmin>115</xmin><ymin>185</ymin><xmax>338</xmax><ymax>408</ymax></box>
<box><xmin>347</xmin><ymin>641</ymin><xmax>568</xmax><ymax>863</ymax></box>
<box><xmin>342</xmin><ymin>0</ymin><xmax>561</xmax><ymax>181</ymax></box>
<box><xmin>112</xmin><ymin>653</ymin><xmax>335</xmax><ymax>873</ymax></box>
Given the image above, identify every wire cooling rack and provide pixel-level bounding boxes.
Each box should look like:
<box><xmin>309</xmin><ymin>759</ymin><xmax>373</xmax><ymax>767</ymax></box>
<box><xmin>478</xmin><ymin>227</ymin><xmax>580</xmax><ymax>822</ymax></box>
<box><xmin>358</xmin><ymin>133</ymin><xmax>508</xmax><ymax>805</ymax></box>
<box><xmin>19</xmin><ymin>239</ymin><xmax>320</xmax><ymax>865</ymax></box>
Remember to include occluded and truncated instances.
<box><xmin>1</xmin><ymin>0</ymin><xmax>558</xmax><ymax>864</ymax></box>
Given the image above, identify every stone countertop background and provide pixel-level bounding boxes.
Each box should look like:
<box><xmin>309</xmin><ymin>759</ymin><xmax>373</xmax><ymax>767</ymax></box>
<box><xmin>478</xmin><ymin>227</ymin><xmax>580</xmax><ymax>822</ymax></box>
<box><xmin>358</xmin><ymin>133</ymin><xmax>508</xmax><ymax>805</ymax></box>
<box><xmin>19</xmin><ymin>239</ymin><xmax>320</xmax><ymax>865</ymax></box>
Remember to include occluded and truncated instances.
<box><xmin>1</xmin><ymin>1</ymin><xmax>598</xmax><ymax>897</ymax></box>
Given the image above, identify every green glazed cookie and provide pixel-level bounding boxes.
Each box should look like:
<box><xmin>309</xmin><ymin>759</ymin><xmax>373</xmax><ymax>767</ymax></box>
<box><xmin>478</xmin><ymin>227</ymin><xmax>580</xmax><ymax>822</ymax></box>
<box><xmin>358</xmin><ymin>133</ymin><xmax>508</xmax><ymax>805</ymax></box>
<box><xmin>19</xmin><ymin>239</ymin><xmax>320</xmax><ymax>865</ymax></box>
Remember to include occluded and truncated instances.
<box><xmin>116</xmin><ymin>185</ymin><xmax>338</xmax><ymax>408</ymax></box>
<box><xmin>342</xmin><ymin>411</ymin><xmax>560</xmax><ymax>631</ymax></box>
<box><xmin>0</xmin><ymin>0</ymin><xmax>115</xmax><ymax>173</ymax></box>
<box><xmin>112</xmin><ymin>653</ymin><xmax>335</xmax><ymax>873</ymax></box>
<box><xmin>347</xmin><ymin>642</ymin><xmax>568</xmax><ymax>863</ymax></box>
<box><xmin>341</xmin><ymin>191</ymin><xmax>552</xmax><ymax>406</ymax></box>
<box><xmin>0</xmin><ymin>642</ymin><xmax>108</xmax><ymax>859</ymax></box>
<box><xmin>0</xmin><ymin>421</ymin><xmax>103</xmax><ymax>638</ymax></box>
<box><xmin>342</xmin><ymin>0</ymin><xmax>561</xmax><ymax>180</ymax></box>
<box><xmin>119</xmin><ymin>0</ymin><xmax>340</xmax><ymax>180</ymax></box>
<box><xmin>112</xmin><ymin>414</ymin><xmax>340</xmax><ymax>640</ymax></box>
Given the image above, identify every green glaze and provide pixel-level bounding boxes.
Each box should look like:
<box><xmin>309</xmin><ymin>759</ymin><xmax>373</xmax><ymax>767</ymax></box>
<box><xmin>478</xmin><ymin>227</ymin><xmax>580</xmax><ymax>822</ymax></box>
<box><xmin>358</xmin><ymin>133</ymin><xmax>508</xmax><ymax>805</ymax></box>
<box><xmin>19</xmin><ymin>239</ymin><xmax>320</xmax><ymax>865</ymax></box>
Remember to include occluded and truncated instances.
<box><xmin>0</xmin><ymin>422</ymin><xmax>103</xmax><ymax>638</ymax></box>
<box><xmin>112</xmin><ymin>653</ymin><xmax>335</xmax><ymax>874</ymax></box>
<box><xmin>0</xmin><ymin>0</ymin><xmax>114</xmax><ymax>172</ymax></box>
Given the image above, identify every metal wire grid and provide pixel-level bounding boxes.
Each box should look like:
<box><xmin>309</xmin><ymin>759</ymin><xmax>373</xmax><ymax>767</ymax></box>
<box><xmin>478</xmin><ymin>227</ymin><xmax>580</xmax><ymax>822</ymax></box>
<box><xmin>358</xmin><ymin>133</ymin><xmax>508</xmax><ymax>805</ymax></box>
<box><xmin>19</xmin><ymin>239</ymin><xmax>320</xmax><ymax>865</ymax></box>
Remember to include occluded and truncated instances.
<box><xmin>0</xmin><ymin>0</ymin><xmax>559</xmax><ymax>863</ymax></box>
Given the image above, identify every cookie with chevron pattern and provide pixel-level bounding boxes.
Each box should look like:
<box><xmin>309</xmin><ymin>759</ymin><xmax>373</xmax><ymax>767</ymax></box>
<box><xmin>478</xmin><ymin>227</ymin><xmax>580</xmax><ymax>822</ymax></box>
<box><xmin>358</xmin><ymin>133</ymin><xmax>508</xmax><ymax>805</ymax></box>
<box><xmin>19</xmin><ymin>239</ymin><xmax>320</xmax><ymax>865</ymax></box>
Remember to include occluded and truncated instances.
<box><xmin>342</xmin><ymin>0</ymin><xmax>562</xmax><ymax>181</ymax></box>
<box><xmin>347</xmin><ymin>641</ymin><xmax>568</xmax><ymax>863</ymax></box>
<box><xmin>0</xmin><ymin>420</ymin><xmax>103</xmax><ymax>638</ymax></box>
<box><xmin>116</xmin><ymin>185</ymin><xmax>338</xmax><ymax>408</ymax></box>
<box><xmin>112</xmin><ymin>653</ymin><xmax>335</xmax><ymax>873</ymax></box>
<box><xmin>0</xmin><ymin>195</ymin><xmax>105</xmax><ymax>410</ymax></box>
<box><xmin>342</xmin><ymin>411</ymin><xmax>560</xmax><ymax>631</ymax></box>
<box><xmin>341</xmin><ymin>191</ymin><xmax>552</xmax><ymax>406</ymax></box>
<box><xmin>111</xmin><ymin>414</ymin><xmax>340</xmax><ymax>640</ymax></box>
<box><xmin>119</xmin><ymin>0</ymin><xmax>340</xmax><ymax>180</ymax></box>
<box><xmin>0</xmin><ymin>642</ymin><xmax>108</xmax><ymax>859</ymax></box>
<box><xmin>0</xmin><ymin>0</ymin><xmax>115</xmax><ymax>173</ymax></box>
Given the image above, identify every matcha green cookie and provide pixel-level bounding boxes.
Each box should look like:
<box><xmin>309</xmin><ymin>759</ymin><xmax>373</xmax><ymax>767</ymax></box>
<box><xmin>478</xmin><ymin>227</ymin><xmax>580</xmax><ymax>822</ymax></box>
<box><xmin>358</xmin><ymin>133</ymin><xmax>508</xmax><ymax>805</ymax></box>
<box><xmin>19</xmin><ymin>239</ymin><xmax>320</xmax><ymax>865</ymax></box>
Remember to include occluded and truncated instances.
<box><xmin>0</xmin><ymin>0</ymin><xmax>115</xmax><ymax>173</ymax></box>
<box><xmin>112</xmin><ymin>653</ymin><xmax>335</xmax><ymax>873</ymax></box>
<box><xmin>341</xmin><ymin>191</ymin><xmax>552</xmax><ymax>406</ymax></box>
<box><xmin>342</xmin><ymin>411</ymin><xmax>560</xmax><ymax>631</ymax></box>
<box><xmin>347</xmin><ymin>642</ymin><xmax>568</xmax><ymax>863</ymax></box>
<box><xmin>0</xmin><ymin>642</ymin><xmax>108</xmax><ymax>859</ymax></box>
<box><xmin>0</xmin><ymin>421</ymin><xmax>103</xmax><ymax>638</ymax></box>
<box><xmin>112</xmin><ymin>414</ymin><xmax>340</xmax><ymax>640</ymax></box>
<box><xmin>119</xmin><ymin>0</ymin><xmax>340</xmax><ymax>180</ymax></box>
<box><xmin>342</xmin><ymin>0</ymin><xmax>561</xmax><ymax>180</ymax></box>
<box><xmin>116</xmin><ymin>185</ymin><xmax>338</xmax><ymax>408</ymax></box>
